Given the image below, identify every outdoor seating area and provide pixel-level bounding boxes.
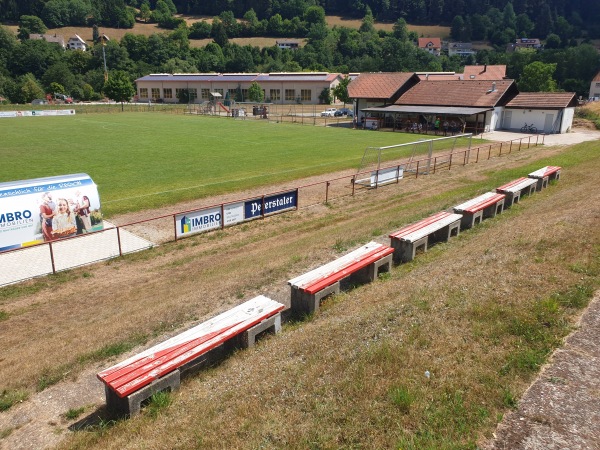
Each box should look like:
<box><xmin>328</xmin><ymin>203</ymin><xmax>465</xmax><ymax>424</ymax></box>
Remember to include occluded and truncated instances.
<box><xmin>97</xmin><ymin>166</ymin><xmax>562</xmax><ymax>418</ymax></box>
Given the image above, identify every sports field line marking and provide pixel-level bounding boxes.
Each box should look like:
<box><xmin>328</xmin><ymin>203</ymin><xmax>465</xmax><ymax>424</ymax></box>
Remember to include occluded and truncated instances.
<box><xmin>103</xmin><ymin>158</ymin><xmax>362</xmax><ymax>204</ymax></box>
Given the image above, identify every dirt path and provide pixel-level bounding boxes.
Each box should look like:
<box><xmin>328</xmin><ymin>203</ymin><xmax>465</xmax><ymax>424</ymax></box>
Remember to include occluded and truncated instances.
<box><xmin>0</xmin><ymin>129</ymin><xmax>600</xmax><ymax>450</ymax></box>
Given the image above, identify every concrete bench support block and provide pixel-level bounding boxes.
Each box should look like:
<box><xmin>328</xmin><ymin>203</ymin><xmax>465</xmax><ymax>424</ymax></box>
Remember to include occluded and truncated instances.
<box><xmin>240</xmin><ymin>313</ymin><xmax>282</xmax><ymax>348</ymax></box>
<box><xmin>291</xmin><ymin>281</ymin><xmax>340</xmax><ymax>315</ymax></box>
<box><xmin>106</xmin><ymin>369</ymin><xmax>181</xmax><ymax>417</ymax></box>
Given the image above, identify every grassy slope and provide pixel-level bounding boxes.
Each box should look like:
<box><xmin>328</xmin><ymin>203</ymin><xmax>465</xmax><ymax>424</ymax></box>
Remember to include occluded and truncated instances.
<box><xmin>0</xmin><ymin>113</ymin><xmax>472</xmax><ymax>216</ymax></box>
<box><xmin>40</xmin><ymin>139</ymin><xmax>598</xmax><ymax>449</ymax></box>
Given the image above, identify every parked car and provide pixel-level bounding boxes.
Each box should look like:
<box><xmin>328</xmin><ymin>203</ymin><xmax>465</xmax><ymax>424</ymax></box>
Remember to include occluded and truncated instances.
<box><xmin>31</xmin><ymin>99</ymin><xmax>48</xmax><ymax>105</ymax></box>
<box><xmin>334</xmin><ymin>108</ymin><xmax>354</xmax><ymax>117</ymax></box>
<box><xmin>320</xmin><ymin>108</ymin><xmax>337</xmax><ymax>117</ymax></box>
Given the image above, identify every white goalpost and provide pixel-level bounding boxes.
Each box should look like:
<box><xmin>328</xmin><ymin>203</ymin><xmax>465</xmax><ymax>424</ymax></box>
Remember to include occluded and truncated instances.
<box><xmin>355</xmin><ymin>134</ymin><xmax>473</xmax><ymax>187</ymax></box>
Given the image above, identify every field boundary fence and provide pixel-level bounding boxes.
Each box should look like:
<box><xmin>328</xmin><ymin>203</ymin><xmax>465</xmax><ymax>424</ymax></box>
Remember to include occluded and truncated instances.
<box><xmin>0</xmin><ymin>134</ymin><xmax>544</xmax><ymax>287</ymax></box>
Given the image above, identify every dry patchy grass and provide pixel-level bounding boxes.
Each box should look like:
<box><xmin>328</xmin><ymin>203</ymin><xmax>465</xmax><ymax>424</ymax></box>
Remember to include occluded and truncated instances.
<box><xmin>1</xmin><ymin>139</ymin><xmax>599</xmax><ymax>449</ymax></box>
<box><xmin>326</xmin><ymin>15</ymin><xmax>450</xmax><ymax>37</ymax></box>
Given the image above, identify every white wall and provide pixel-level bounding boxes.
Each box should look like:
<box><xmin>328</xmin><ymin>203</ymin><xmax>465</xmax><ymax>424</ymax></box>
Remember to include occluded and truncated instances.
<box><xmin>504</xmin><ymin>108</ymin><xmax>571</xmax><ymax>133</ymax></box>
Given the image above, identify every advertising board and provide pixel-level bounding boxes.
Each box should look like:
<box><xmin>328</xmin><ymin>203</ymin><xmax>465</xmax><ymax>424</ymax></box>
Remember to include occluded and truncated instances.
<box><xmin>0</xmin><ymin>173</ymin><xmax>103</xmax><ymax>253</ymax></box>
<box><xmin>175</xmin><ymin>190</ymin><xmax>298</xmax><ymax>239</ymax></box>
<box><xmin>0</xmin><ymin>110</ymin><xmax>76</xmax><ymax>118</ymax></box>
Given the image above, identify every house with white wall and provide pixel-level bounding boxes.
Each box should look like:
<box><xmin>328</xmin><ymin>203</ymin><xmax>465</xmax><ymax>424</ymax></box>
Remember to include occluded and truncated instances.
<box><xmin>67</xmin><ymin>34</ymin><xmax>86</xmax><ymax>51</ymax></box>
<box><xmin>589</xmin><ymin>71</ymin><xmax>600</xmax><ymax>100</ymax></box>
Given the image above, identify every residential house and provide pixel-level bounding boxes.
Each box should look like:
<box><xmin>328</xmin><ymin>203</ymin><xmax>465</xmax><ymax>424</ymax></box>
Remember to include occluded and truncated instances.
<box><xmin>447</xmin><ymin>42</ymin><xmax>476</xmax><ymax>58</ymax></box>
<box><xmin>588</xmin><ymin>71</ymin><xmax>600</xmax><ymax>100</ymax></box>
<box><xmin>134</xmin><ymin>72</ymin><xmax>343</xmax><ymax>105</ymax></box>
<box><xmin>29</xmin><ymin>33</ymin><xmax>65</xmax><ymax>49</ymax></box>
<box><xmin>67</xmin><ymin>34</ymin><xmax>87</xmax><ymax>51</ymax></box>
<box><xmin>507</xmin><ymin>38</ymin><xmax>542</xmax><ymax>52</ymax></box>
<box><xmin>276</xmin><ymin>40</ymin><xmax>300</xmax><ymax>50</ymax></box>
<box><xmin>462</xmin><ymin>65</ymin><xmax>507</xmax><ymax>80</ymax></box>
<box><xmin>418</xmin><ymin>38</ymin><xmax>442</xmax><ymax>56</ymax></box>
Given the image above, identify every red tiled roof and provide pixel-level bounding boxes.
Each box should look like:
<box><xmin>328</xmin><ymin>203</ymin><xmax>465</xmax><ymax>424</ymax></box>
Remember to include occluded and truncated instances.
<box><xmin>418</xmin><ymin>37</ymin><xmax>441</xmax><ymax>49</ymax></box>
<box><xmin>506</xmin><ymin>92</ymin><xmax>578</xmax><ymax>109</ymax></box>
<box><xmin>462</xmin><ymin>65</ymin><xmax>507</xmax><ymax>80</ymax></box>
<box><xmin>348</xmin><ymin>72</ymin><xmax>417</xmax><ymax>99</ymax></box>
<box><xmin>417</xmin><ymin>74</ymin><xmax>462</xmax><ymax>81</ymax></box>
<box><xmin>396</xmin><ymin>80</ymin><xmax>516</xmax><ymax>107</ymax></box>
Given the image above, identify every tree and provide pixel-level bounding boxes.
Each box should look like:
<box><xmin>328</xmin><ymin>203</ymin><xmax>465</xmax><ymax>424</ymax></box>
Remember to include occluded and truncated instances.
<box><xmin>332</xmin><ymin>75</ymin><xmax>350</xmax><ymax>105</ymax></box>
<box><xmin>519</xmin><ymin>61</ymin><xmax>557</xmax><ymax>92</ymax></box>
<box><xmin>319</xmin><ymin>87</ymin><xmax>332</xmax><ymax>104</ymax></box>
<box><xmin>248</xmin><ymin>81</ymin><xmax>264</xmax><ymax>102</ymax></box>
<box><xmin>92</xmin><ymin>24</ymin><xmax>99</xmax><ymax>42</ymax></box>
<box><xmin>393</xmin><ymin>18</ymin><xmax>408</xmax><ymax>41</ymax></box>
<box><xmin>17</xmin><ymin>73</ymin><xmax>45</xmax><ymax>103</ymax></box>
<box><xmin>18</xmin><ymin>15</ymin><xmax>47</xmax><ymax>40</ymax></box>
<box><xmin>139</xmin><ymin>1</ymin><xmax>151</xmax><ymax>22</ymax></box>
<box><xmin>103</xmin><ymin>70</ymin><xmax>135</xmax><ymax>110</ymax></box>
<box><xmin>451</xmin><ymin>15</ymin><xmax>465</xmax><ymax>41</ymax></box>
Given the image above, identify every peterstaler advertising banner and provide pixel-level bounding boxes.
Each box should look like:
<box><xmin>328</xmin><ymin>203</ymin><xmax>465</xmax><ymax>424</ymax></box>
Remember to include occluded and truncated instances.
<box><xmin>176</xmin><ymin>190</ymin><xmax>298</xmax><ymax>239</ymax></box>
<box><xmin>0</xmin><ymin>173</ymin><xmax>103</xmax><ymax>253</ymax></box>
<box><xmin>244</xmin><ymin>190</ymin><xmax>298</xmax><ymax>219</ymax></box>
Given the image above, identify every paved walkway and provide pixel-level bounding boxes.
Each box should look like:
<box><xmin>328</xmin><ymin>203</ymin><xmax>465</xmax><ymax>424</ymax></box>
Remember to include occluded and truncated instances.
<box><xmin>486</xmin><ymin>292</ymin><xmax>600</xmax><ymax>449</ymax></box>
<box><xmin>478</xmin><ymin>129</ymin><xmax>600</xmax><ymax>146</ymax></box>
<box><xmin>0</xmin><ymin>222</ymin><xmax>154</xmax><ymax>286</ymax></box>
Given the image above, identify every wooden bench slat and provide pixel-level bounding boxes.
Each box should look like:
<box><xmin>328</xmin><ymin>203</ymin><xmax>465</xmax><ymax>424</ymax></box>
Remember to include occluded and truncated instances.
<box><xmin>529</xmin><ymin>166</ymin><xmax>561</xmax><ymax>178</ymax></box>
<box><xmin>303</xmin><ymin>246</ymin><xmax>394</xmax><ymax>295</ymax></box>
<box><xmin>98</xmin><ymin>296</ymin><xmax>284</xmax><ymax>398</ymax></box>
<box><xmin>454</xmin><ymin>192</ymin><xmax>505</xmax><ymax>214</ymax></box>
<box><xmin>288</xmin><ymin>241</ymin><xmax>387</xmax><ymax>289</ymax></box>
<box><xmin>496</xmin><ymin>177</ymin><xmax>537</xmax><ymax>193</ymax></box>
<box><xmin>390</xmin><ymin>212</ymin><xmax>462</xmax><ymax>242</ymax></box>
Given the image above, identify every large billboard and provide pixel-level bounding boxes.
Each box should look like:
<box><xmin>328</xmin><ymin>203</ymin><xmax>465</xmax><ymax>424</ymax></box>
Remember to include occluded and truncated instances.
<box><xmin>176</xmin><ymin>190</ymin><xmax>297</xmax><ymax>239</ymax></box>
<box><xmin>0</xmin><ymin>173</ymin><xmax>103</xmax><ymax>253</ymax></box>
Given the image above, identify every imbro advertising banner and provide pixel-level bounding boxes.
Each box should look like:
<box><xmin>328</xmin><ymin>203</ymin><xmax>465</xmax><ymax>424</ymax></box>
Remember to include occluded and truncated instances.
<box><xmin>176</xmin><ymin>190</ymin><xmax>298</xmax><ymax>238</ymax></box>
<box><xmin>0</xmin><ymin>173</ymin><xmax>103</xmax><ymax>253</ymax></box>
<box><xmin>0</xmin><ymin>110</ymin><xmax>76</xmax><ymax>118</ymax></box>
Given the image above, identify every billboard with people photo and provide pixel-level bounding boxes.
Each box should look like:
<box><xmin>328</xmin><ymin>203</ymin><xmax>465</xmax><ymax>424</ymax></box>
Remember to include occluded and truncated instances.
<box><xmin>0</xmin><ymin>173</ymin><xmax>103</xmax><ymax>253</ymax></box>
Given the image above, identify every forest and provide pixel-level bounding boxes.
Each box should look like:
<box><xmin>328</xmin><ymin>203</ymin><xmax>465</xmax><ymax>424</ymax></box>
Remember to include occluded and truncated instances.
<box><xmin>0</xmin><ymin>0</ymin><xmax>599</xmax><ymax>104</ymax></box>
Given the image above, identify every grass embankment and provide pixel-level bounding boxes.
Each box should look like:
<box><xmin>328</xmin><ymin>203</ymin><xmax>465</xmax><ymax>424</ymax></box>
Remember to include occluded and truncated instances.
<box><xmin>0</xmin><ymin>137</ymin><xmax>598</xmax><ymax>448</ymax></box>
<box><xmin>0</xmin><ymin>113</ymin><xmax>473</xmax><ymax>216</ymax></box>
<box><xmin>576</xmin><ymin>102</ymin><xmax>600</xmax><ymax>129</ymax></box>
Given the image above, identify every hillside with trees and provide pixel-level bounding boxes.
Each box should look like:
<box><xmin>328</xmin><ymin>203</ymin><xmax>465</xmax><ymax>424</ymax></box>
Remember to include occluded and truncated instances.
<box><xmin>0</xmin><ymin>0</ymin><xmax>599</xmax><ymax>104</ymax></box>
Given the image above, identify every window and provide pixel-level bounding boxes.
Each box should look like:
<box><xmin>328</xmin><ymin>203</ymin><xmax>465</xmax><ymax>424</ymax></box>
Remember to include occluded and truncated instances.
<box><xmin>201</xmin><ymin>89</ymin><xmax>210</xmax><ymax>100</ymax></box>
<box><xmin>285</xmin><ymin>89</ymin><xmax>295</xmax><ymax>101</ymax></box>
<box><xmin>189</xmin><ymin>88</ymin><xmax>198</xmax><ymax>102</ymax></box>
<box><xmin>151</xmin><ymin>88</ymin><xmax>160</xmax><ymax>100</ymax></box>
<box><xmin>270</xmin><ymin>89</ymin><xmax>281</xmax><ymax>101</ymax></box>
<box><xmin>596</xmin><ymin>82</ymin><xmax>600</xmax><ymax>88</ymax></box>
<box><xmin>176</xmin><ymin>88</ymin><xmax>184</xmax><ymax>100</ymax></box>
<box><xmin>214</xmin><ymin>89</ymin><xmax>224</xmax><ymax>96</ymax></box>
<box><xmin>164</xmin><ymin>88</ymin><xmax>172</xmax><ymax>99</ymax></box>
<box><xmin>300</xmin><ymin>89</ymin><xmax>311</xmax><ymax>101</ymax></box>
<box><xmin>139</xmin><ymin>88</ymin><xmax>148</xmax><ymax>98</ymax></box>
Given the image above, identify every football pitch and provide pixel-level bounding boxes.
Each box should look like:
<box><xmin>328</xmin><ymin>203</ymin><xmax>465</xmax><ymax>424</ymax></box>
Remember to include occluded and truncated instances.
<box><xmin>1</xmin><ymin>112</ymin><xmax>470</xmax><ymax>216</ymax></box>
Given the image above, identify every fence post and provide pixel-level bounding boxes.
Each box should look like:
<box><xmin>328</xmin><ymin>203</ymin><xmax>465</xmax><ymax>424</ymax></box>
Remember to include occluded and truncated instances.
<box><xmin>116</xmin><ymin>227</ymin><xmax>123</xmax><ymax>257</ymax></box>
<box><xmin>221</xmin><ymin>203</ymin><xmax>225</xmax><ymax>229</ymax></box>
<box><xmin>518</xmin><ymin>139</ymin><xmax>522</xmax><ymax>151</ymax></box>
<box><xmin>48</xmin><ymin>242</ymin><xmax>56</xmax><ymax>274</ymax></box>
<box><xmin>528</xmin><ymin>136</ymin><xmax>531</xmax><ymax>148</ymax></box>
<box><xmin>500</xmin><ymin>142</ymin><xmax>503</xmax><ymax>156</ymax></box>
<box><xmin>416</xmin><ymin>160</ymin><xmax>420</xmax><ymax>179</ymax></box>
<box><xmin>325</xmin><ymin>181</ymin><xmax>330</xmax><ymax>203</ymax></box>
<box><xmin>476</xmin><ymin>146</ymin><xmax>480</xmax><ymax>163</ymax></box>
<box><xmin>488</xmin><ymin>145</ymin><xmax>491</xmax><ymax>160</ymax></box>
<box><xmin>261</xmin><ymin>195</ymin><xmax>265</xmax><ymax>219</ymax></box>
<box><xmin>375</xmin><ymin>169</ymin><xmax>379</xmax><ymax>189</ymax></box>
<box><xmin>396</xmin><ymin>165</ymin><xmax>400</xmax><ymax>183</ymax></box>
<box><xmin>173</xmin><ymin>215</ymin><xmax>178</xmax><ymax>241</ymax></box>
<box><xmin>351</xmin><ymin>176</ymin><xmax>356</xmax><ymax>196</ymax></box>
<box><xmin>433</xmin><ymin>157</ymin><xmax>437</xmax><ymax>174</ymax></box>
<box><xmin>448</xmin><ymin>152</ymin><xmax>453</xmax><ymax>171</ymax></box>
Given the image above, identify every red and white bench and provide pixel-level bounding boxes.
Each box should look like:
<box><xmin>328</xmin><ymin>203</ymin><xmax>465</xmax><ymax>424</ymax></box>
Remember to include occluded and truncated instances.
<box><xmin>389</xmin><ymin>211</ymin><xmax>462</xmax><ymax>263</ymax></box>
<box><xmin>288</xmin><ymin>241</ymin><xmax>394</xmax><ymax>315</ymax></box>
<box><xmin>528</xmin><ymin>166</ymin><xmax>561</xmax><ymax>191</ymax></box>
<box><xmin>453</xmin><ymin>192</ymin><xmax>506</xmax><ymax>229</ymax></box>
<box><xmin>97</xmin><ymin>295</ymin><xmax>284</xmax><ymax>417</ymax></box>
<box><xmin>496</xmin><ymin>177</ymin><xmax>538</xmax><ymax>208</ymax></box>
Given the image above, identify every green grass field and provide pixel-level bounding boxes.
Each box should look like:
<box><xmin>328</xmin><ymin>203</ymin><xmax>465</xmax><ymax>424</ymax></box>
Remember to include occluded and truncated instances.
<box><xmin>0</xmin><ymin>112</ymin><xmax>473</xmax><ymax>216</ymax></box>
